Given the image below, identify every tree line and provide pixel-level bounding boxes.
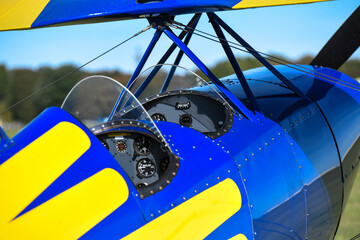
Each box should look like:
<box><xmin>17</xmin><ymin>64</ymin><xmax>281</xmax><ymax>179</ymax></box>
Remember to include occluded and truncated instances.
<box><xmin>0</xmin><ymin>56</ymin><xmax>359</xmax><ymax>125</ymax></box>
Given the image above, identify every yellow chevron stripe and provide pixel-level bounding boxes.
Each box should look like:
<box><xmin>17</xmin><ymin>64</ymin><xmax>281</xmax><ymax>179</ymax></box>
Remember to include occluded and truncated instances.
<box><xmin>0</xmin><ymin>122</ymin><xmax>90</xmax><ymax>225</ymax></box>
<box><xmin>229</xmin><ymin>233</ymin><xmax>248</xmax><ymax>240</ymax></box>
<box><xmin>233</xmin><ymin>0</ymin><xmax>330</xmax><ymax>9</ymax></box>
<box><xmin>1</xmin><ymin>168</ymin><xmax>129</xmax><ymax>239</ymax></box>
<box><xmin>121</xmin><ymin>178</ymin><xmax>242</xmax><ymax>240</ymax></box>
<box><xmin>0</xmin><ymin>0</ymin><xmax>50</xmax><ymax>31</ymax></box>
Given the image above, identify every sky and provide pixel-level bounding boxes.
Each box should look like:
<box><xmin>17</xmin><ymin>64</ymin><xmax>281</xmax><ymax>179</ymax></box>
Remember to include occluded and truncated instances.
<box><xmin>0</xmin><ymin>0</ymin><xmax>359</xmax><ymax>73</ymax></box>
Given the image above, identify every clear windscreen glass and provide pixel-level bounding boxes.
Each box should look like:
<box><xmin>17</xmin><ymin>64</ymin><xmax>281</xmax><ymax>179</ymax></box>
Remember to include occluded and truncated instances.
<box><xmin>61</xmin><ymin>75</ymin><xmax>167</xmax><ymax>143</ymax></box>
<box><xmin>121</xmin><ymin>64</ymin><xmax>234</xmax><ymax>111</ymax></box>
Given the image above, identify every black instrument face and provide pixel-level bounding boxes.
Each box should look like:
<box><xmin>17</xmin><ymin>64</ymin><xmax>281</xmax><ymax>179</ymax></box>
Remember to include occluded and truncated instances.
<box><xmin>116</xmin><ymin>141</ymin><xmax>127</xmax><ymax>153</ymax></box>
<box><xmin>96</xmin><ymin>128</ymin><xmax>178</xmax><ymax>198</ymax></box>
<box><xmin>179</xmin><ymin>113</ymin><xmax>192</xmax><ymax>127</ymax></box>
<box><xmin>137</xmin><ymin>158</ymin><xmax>156</xmax><ymax>178</ymax></box>
<box><xmin>134</xmin><ymin>136</ymin><xmax>152</xmax><ymax>155</ymax></box>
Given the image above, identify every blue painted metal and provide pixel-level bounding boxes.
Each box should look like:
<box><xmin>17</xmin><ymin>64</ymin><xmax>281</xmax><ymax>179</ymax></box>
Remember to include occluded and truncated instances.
<box><xmin>0</xmin><ymin>127</ymin><xmax>13</xmax><ymax>153</ymax></box>
<box><xmin>160</xmin><ymin>16</ymin><xmax>199</xmax><ymax>93</ymax></box>
<box><xmin>133</xmin><ymin>14</ymin><xmax>201</xmax><ymax>98</ymax></box>
<box><xmin>109</xmin><ymin>29</ymin><xmax>162</xmax><ymax>120</ymax></box>
<box><xmin>210</xmin><ymin>12</ymin><xmax>307</xmax><ymax>99</ymax></box>
<box><xmin>32</xmin><ymin>0</ymin><xmax>241</xmax><ymax>28</ymax></box>
<box><xmin>208</xmin><ymin>12</ymin><xmax>261</xmax><ymax>116</ymax></box>
<box><xmin>163</xmin><ymin>28</ymin><xmax>259</xmax><ymax>123</ymax></box>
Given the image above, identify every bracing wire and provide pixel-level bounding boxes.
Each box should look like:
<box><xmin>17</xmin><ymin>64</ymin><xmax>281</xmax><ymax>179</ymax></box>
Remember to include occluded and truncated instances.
<box><xmin>169</xmin><ymin>21</ymin><xmax>360</xmax><ymax>92</ymax></box>
<box><xmin>0</xmin><ymin>24</ymin><xmax>154</xmax><ymax>116</ymax></box>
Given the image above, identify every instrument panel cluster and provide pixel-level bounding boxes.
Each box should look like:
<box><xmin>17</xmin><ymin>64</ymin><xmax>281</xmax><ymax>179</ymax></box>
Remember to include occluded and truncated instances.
<box><xmin>97</xmin><ymin>129</ymin><xmax>177</xmax><ymax>198</ymax></box>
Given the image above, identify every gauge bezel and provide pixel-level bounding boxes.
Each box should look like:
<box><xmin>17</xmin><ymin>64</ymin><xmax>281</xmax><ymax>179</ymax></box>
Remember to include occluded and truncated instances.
<box><xmin>93</xmin><ymin>120</ymin><xmax>180</xmax><ymax>199</ymax></box>
<box><xmin>133</xmin><ymin>135</ymin><xmax>152</xmax><ymax>156</ymax></box>
<box><xmin>136</xmin><ymin>158</ymin><xmax>157</xmax><ymax>178</ymax></box>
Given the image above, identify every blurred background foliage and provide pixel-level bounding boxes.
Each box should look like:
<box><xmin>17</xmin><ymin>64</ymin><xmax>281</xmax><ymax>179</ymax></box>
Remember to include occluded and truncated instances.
<box><xmin>0</xmin><ymin>55</ymin><xmax>359</xmax><ymax>125</ymax></box>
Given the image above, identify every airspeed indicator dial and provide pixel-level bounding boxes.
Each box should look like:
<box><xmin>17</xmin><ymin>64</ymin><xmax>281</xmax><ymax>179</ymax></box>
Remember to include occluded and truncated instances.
<box><xmin>137</xmin><ymin>158</ymin><xmax>156</xmax><ymax>178</ymax></box>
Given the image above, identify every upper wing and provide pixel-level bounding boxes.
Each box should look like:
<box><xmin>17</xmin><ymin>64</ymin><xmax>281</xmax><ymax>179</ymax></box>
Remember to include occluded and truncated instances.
<box><xmin>0</xmin><ymin>0</ymin><xmax>330</xmax><ymax>31</ymax></box>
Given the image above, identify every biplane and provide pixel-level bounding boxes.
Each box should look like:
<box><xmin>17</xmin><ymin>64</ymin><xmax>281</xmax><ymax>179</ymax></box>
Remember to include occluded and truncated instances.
<box><xmin>0</xmin><ymin>0</ymin><xmax>360</xmax><ymax>239</ymax></box>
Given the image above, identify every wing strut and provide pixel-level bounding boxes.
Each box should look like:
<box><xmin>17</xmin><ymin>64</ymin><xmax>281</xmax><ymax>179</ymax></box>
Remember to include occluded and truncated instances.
<box><xmin>207</xmin><ymin>12</ymin><xmax>307</xmax><ymax>99</ymax></box>
<box><xmin>132</xmin><ymin>13</ymin><xmax>202</xmax><ymax>97</ymax></box>
<box><xmin>163</xmin><ymin>28</ymin><xmax>259</xmax><ymax>122</ymax></box>
<box><xmin>111</xmin><ymin>12</ymin><xmax>312</xmax><ymax>123</ymax></box>
<box><xmin>208</xmin><ymin>13</ymin><xmax>261</xmax><ymax>115</ymax></box>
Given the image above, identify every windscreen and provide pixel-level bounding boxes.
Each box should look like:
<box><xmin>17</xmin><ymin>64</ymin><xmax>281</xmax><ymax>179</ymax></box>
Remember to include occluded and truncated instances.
<box><xmin>61</xmin><ymin>75</ymin><xmax>167</xmax><ymax>143</ymax></box>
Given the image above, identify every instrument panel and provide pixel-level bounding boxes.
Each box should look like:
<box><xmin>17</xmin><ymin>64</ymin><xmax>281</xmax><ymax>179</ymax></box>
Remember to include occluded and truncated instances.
<box><xmin>143</xmin><ymin>90</ymin><xmax>233</xmax><ymax>138</ymax></box>
<box><xmin>97</xmin><ymin>131</ymin><xmax>173</xmax><ymax>191</ymax></box>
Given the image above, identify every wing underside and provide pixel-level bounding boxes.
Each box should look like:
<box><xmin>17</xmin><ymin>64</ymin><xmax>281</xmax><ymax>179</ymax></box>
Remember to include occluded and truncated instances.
<box><xmin>0</xmin><ymin>0</ymin><xmax>330</xmax><ymax>31</ymax></box>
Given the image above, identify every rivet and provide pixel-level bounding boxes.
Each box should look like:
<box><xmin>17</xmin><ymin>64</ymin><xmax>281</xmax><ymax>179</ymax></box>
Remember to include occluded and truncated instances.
<box><xmin>259</xmin><ymin>148</ymin><xmax>261</xmax><ymax>150</ymax></box>
<box><xmin>135</xmin><ymin>194</ymin><xmax>139</xmax><ymax>197</ymax></box>
<box><xmin>183</xmin><ymin>197</ymin><xmax>186</xmax><ymax>200</ymax></box>
<box><xmin>206</xmin><ymin>183</ymin><xmax>209</xmax><ymax>186</ymax></box>
<box><xmin>265</xmin><ymin>142</ymin><xmax>268</xmax><ymax>145</ymax></box>
<box><xmin>228</xmin><ymin>170</ymin><xmax>231</xmax><ymax>173</ymax></box>
<box><xmin>194</xmin><ymin>189</ymin><xmax>197</xmax><ymax>193</ymax></box>
<box><xmin>158</xmin><ymin>210</ymin><xmax>161</xmax><ymax>214</ymax></box>
<box><xmin>251</xmin><ymin>153</ymin><xmax>254</xmax><ymax>156</ymax></box>
<box><xmin>250</xmin><ymin>205</ymin><xmax>253</xmax><ymax>208</ymax></box>
<box><xmin>217</xmin><ymin>177</ymin><xmax>220</xmax><ymax>180</ymax></box>
<box><xmin>193</xmin><ymin>146</ymin><xmax>196</xmax><ymax>149</ymax></box>
<box><xmin>278</xmin><ymin>132</ymin><xmax>281</xmax><ymax>135</ymax></box>
<box><xmin>245</xmin><ymin>158</ymin><xmax>248</xmax><ymax>161</ymax></box>
<box><xmin>159</xmin><ymin>186</ymin><xmax>163</xmax><ymax>190</ymax></box>
<box><xmin>244</xmin><ymin>179</ymin><xmax>246</xmax><ymax>182</ymax></box>
<box><xmin>171</xmin><ymin>203</ymin><xmax>174</xmax><ymax>207</ymax></box>
<box><xmin>272</xmin><ymin>138</ymin><xmax>275</xmax><ymax>140</ymax></box>
<box><xmin>299</xmin><ymin>166</ymin><xmax>302</xmax><ymax>169</ymax></box>
<box><xmin>209</xmin><ymin>158</ymin><xmax>212</xmax><ymax>160</ymax></box>
<box><xmin>238</xmin><ymin>164</ymin><xmax>241</xmax><ymax>167</ymax></box>
<box><xmin>151</xmin><ymin>214</ymin><xmax>154</xmax><ymax>217</ymax></box>
<box><xmin>291</xmin><ymin>143</ymin><xmax>293</xmax><ymax>146</ymax></box>
<box><xmin>254</xmin><ymin>232</ymin><xmax>257</xmax><ymax>236</ymax></box>
<box><xmin>172</xmin><ymin>172</ymin><xmax>176</xmax><ymax>176</ymax></box>
<box><xmin>290</xmin><ymin>123</ymin><xmax>293</xmax><ymax>127</ymax></box>
<box><xmin>150</xmin><ymin>190</ymin><xmax>154</xmax><ymax>194</ymax></box>
<box><xmin>166</xmin><ymin>180</ymin><xmax>170</xmax><ymax>184</ymax></box>
<box><xmin>140</xmin><ymin>194</ymin><xmax>144</xmax><ymax>198</ymax></box>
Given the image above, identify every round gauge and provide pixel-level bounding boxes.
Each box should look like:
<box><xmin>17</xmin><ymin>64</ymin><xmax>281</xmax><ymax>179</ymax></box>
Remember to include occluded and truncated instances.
<box><xmin>151</xmin><ymin>113</ymin><xmax>167</xmax><ymax>122</ymax></box>
<box><xmin>134</xmin><ymin>136</ymin><xmax>152</xmax><ymax>155</ymax></box>
<box><xmin>116</xmin><ymin>141</ymin><xmax>127</xmax><ymax>153</ymax></box>
<box><xmin>137</xmin><ymin>158</ymin><xmax>156</xmax><ymax>178</ymax></box>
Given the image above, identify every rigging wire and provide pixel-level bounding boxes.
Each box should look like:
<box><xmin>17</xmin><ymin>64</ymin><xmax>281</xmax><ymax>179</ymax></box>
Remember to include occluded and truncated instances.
<box><xmin>170</xmin><ymin>20</ymin><xmax>360</xmax><ymax>91</ymax></box>
<box><xmin>0</xmin><ymin>24</ymin><xmax>154</xmax><ymax>116</ymax></box>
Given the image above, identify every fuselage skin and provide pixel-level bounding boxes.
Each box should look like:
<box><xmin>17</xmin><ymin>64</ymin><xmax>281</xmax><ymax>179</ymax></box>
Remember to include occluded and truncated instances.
<box><xmin>1</xmin><ymin>65</ymin><xmax>359</xmax><ymax>240</ymax></box>
<box><xmin>216</xmin><ymin>65</ymin><xmax>360</xmax><ymax>239</ymax></box>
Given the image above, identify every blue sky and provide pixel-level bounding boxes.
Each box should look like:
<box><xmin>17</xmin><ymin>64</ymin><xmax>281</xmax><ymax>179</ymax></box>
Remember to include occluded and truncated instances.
<box><xmin>0</xmin><ymin>0</ymin><xmax>359</xmax><ymax>73</ymax></box>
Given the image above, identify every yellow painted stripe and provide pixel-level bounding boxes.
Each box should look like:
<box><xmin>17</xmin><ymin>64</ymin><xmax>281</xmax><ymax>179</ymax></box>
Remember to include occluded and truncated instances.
<box><xmin>1</xmin><ymin>168</ymin><xmax>129</xmax><ymax>240</ymax></box>
<box><xmin>233</xmin><ymin>0</ymin><xmax>330</xmax><ymax>9</ymax></box>
<box><xmin>0</xmin><ymin>0</ymin><xmax>50</xmax><ymax>31</ymax></box>
<box><xmin>0</xmin><ymin>122</ymin><xmax>90</xmax><ymax>226</ymax></box>
<box><xmin>121</xmin><ymin>178</ymin><xmax>242</xmax><ymax>240</ymax></box>
<box><xmin>229</xmin><ymin>233</ymin><xmax>248</xmax><ymax>240</ymax></box>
